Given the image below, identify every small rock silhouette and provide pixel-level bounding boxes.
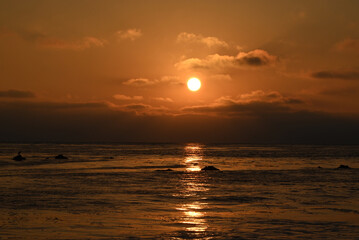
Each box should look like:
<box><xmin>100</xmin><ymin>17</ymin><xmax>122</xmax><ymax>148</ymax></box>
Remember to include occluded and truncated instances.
<box><xmin>55</xmin><ymin>154</ymin><xmax>68</xmax><ymax>159</ymax></box>
<box><xmin>337</xmin><ymin>164</ymin><xmax>351</xmax><ymax>169</ymax></box>
<box><xmin>13</xmin><ymin>152</ymin><xmax>26</xmax><ymax>161</ymax></box>
<box><xmin>156</xmin><ymin>168</ymin><xmax>173</xmax><ymax>172</ymax></box>
<box><xmin>201</xmin><ymin>166</ymin><xmax>220</xmax><ymax>171</ymax></box>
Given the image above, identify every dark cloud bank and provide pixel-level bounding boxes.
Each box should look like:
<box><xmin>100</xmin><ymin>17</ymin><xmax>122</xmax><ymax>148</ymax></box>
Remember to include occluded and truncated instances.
<box><xmin>0</xmin><ymin>100</ymin><xmax>358</xmax><ymax>144</ymax></box>
<box><xmin>311</xmin><ymin>71</ymin><xmax>359</xmax><ymax>80</ymax></box>
<box><xmin>0</xmin><ymin>90</ymin><xmax>35</xmax><ymax>98</ymax></box>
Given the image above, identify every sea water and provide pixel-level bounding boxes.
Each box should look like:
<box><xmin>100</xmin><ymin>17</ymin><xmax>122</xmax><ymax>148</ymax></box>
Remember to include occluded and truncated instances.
<box><xmin>0</xmin><ymin>143</ymin><xmax>358</xmax><ymax>239</ymax></box>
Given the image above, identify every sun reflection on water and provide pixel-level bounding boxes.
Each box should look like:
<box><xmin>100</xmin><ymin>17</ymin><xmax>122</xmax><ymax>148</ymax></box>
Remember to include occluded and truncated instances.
<box><xmin>184</xmin><ymin>144</ymin><xmax>203</xmax><ymax>172</ymax></box>
<box><xmin>177</xmin><ymin>202</ymin><xmax>208</xmax><ymax>232</ymax></box>
<box><xmin>175</xmin><ymin>144</ymin><xmax>210</xmax><ymax>235</ymax></box>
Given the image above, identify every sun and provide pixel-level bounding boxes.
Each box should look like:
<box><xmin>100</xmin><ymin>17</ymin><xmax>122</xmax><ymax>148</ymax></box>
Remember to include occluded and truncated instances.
<box><xmin>187</xmin><ymin>77</ymin><xmax>201</xmax><ymax>91</ymax></box>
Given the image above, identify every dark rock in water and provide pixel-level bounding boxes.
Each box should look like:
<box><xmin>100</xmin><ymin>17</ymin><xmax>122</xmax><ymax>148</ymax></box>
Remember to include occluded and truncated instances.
<box><xmin>201</xmin><ymin>166</ymin><xmax>220</xmax><ymax>171</ymax></box>
<box><xmin>156</xmin><ymin>168</ymin><xmax>173</xmax><ymax>172</ymax></box>
<box><xmin>13</xmin><ymin>152</ymin><xmax>26</xmax><ymax>161</ymax></box>
<box><xmin>337</xmin><ymin>164</ymin><xmax>351</xmax><ymax>169</ymax></box>
<box><xmin>55</xmin><ymin>154</ymin><xmax>68</xmax><ymax>159</ymax></box>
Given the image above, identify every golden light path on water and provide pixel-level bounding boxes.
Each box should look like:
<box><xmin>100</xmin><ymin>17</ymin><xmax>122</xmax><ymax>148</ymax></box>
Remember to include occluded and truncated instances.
<box><xmin>175</xmin><ymin>144</ymin><xmax>209</xmax><ymax>235</ymax></box>
<box><xmin>184</xmin><ymin>145</ymin><xmax>202</xmax><ymax>172</ymax></box>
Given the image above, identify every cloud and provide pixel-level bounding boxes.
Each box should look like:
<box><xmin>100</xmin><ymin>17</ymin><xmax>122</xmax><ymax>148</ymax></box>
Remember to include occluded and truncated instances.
<box><xmin>152</xmin><ymin>97</ymin><xmax>174</xmax><ymax>103</ymax></box>
<box><xmin>177</xmin><ymin>32</ymin><xmax>228</xmax><ymax>48</ymax></box>
<box><xmin>0</xmin><ymin>99</ymin><xmax>358</xmax><ymax>144</ymax></box>
<box><xmin>113</xmin><ymin>94</ymin><xmax>143</xmax><ymax>101</ymax></box>
<box><xmin>123</xmin><ymin>76</ymin><xmax>182</xmax><ymax>87</ymax></box>
<box><xmin>38</xmin><ymin>36</ymin><xmax>106</xmax><ymax>50</ymax></box>
<box><xmin>335</xmin><ymin>38</ymin><xmax>359</xmax><ymax>54</ymax></box>
<box><xmin>121</xmin><ymin>103</ymin><xmax>169</xmax><ymax>115</ymax></box>
<box><xmin>0</xmin><ymin>28</ymin><xmax>106</xmax><ymax>50</ymax></box>
<box><xmin>311</xmin><ymin>70</ymin><xmax>359</xmax><ymax>80</ymax></box>
<box><xmin>124</xmin><ymin>103</ymin><xmax>151</xmax><ymax>110</ymax></box>
<box><xmin>319</xmin><ymin>87</ymin><xmax>359</xmax><ymax>96</ymax></box>
<box><xmin>17</xmin><ymin>28</ymin><xmax>47</xmax><ymax>42</ymax></box>
<box><xmin>0</xmin><ymin>28</ymin><xmax>45</xmax><ymax>42</ymax></box>
<box><xmin>182</xmin><ymin>100</ymin><xmax>289</xmax><ymax>116</ymax></box>
<box><xmin>116</xmin><ymin>28</ymin><xmax>142</xmax><ymax>41</ymax></box>
<box><xmin>236</xmin><ymin>50</ymin><xmax>277</xmax><ymax>66</ymax></box>
<box><xmin>123</xmin><ymin>78</ymin><xmax>154</xmax><ymax>87</ymax></box>
<box><xmin>0</xmin><ymin>90</ymin><xmax>35</xmax><ymax>98</ymax></box>
<box><xmin>0</xmin><ymin>101</ymin><xmax>108</xmax><ymax>110</ymax></box>
<box><xmin>175</xmin><ymin>49</ymin><xmax>277</xmax><ymax>72</ymax></box>
<box><xmin>208</xmin><ymin>74</ymin><xmax>232</xmax><ymax>81</ymax></box>
<box><xmin>182</xmin><ymin>90</ymin><xmax>303</xmax><ymax>116</ymax></box>
<box><xmin>237</xmin><ymin>90</ymin><xmax>303</xmax><ymax>104</ymax></box>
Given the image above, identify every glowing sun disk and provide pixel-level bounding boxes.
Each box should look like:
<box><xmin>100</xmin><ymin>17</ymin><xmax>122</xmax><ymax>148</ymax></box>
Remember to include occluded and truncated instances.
<box><xmin>187</xmin><ymin>78</ymin><xmax>201</xmax><ymax>91</ymax></box>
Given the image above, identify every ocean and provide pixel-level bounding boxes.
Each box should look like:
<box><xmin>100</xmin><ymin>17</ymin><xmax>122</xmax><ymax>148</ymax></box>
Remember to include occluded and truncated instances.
<box><xmin>0</xmin><ymin>143</ymin><xmax>358</xmax><ymax>239</ymax></box>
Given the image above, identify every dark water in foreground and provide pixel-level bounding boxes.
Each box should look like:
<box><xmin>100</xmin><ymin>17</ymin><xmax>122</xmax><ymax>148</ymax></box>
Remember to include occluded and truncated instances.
<box><xmin>0</xmin><ymin>143</ymin><xmax>358</xmax><ymax>239</ymax></box>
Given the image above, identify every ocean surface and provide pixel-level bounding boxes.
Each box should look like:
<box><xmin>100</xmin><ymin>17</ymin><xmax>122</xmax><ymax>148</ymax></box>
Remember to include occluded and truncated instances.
<box><xmin>0</xmin><ymin>143</ymin><xmax>358</xmax><ymax>239</ymax></box>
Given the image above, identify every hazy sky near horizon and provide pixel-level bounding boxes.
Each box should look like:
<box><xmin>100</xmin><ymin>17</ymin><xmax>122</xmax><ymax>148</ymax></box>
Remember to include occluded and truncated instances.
<box><xmin>1</xmin><ymin>0</ymin><xmax>359</xmax><ymax>143</ymax></box>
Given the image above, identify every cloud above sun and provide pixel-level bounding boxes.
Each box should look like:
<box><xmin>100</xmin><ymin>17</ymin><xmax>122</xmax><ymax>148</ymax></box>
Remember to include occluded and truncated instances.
<box><xmin>116</xmin><ymin>28</ymin><xmax>142</xmax><ymax>41</ymax></box>
<box><xmin>176</xmin><ymin>32</ymin><xmax>229</xmax><ymax>48</ymax></box>
<box><xmin>175</xmin><ymin>49</ymin><xmax>277</xmax><ymax>72</ymax></box>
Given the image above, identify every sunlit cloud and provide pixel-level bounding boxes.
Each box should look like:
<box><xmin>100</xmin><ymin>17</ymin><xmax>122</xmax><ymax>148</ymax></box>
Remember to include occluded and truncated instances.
<box><xmin>0</xmin><ymin>89</ymin><xmax>35</xmax><ymax>98</ymax></box>
<box><xmin>113</xmin><ymin>94</ymin><xmax>143</xmax><ymax>101</ymax></box>
<box><xmin>123</xmin><ymin>78</ymin><xmax>154</xmax><ymax>87</ymax></box>
<box><xmin>335</xmin><ymin>38</ymin><xmax>359</xmax><ymax>54</ymax></box>
<box><xmin>123</xmin><ymin>76</ymin><xmax>182</xmax><ymax>87</ymax></box>
<box><xmin>116</xmin><ymin>28</ymin><xmax>142</xmax><ymax>41</ymax></box>
<box><xmin>237</xmin><ymin>90</ymin><xmax>302</xmax><ymax>104</ymax></box>
<box><xmin>311</xmin><ymin>70</ymin><xmax>359</xmax><ymax>80</ymax></box>
<box><xmin>177</xmin><ymin>32</ymin><xmax>228</xmax><ymax>48</ymax></box>
<box><xmin>237</xmin><ymin>50</ymin><xmax>277</xmax><ymax>66</ymax></box>
<box><xmin>175</xmin><ymin>49</ymin><xmax>277</xmax><ymax>72</ymax></box>
<box><xmin>122</xmin><ymin>103</ymin><xmax>170</xmax><ymax>115</ymax></box>
<box><xmin>181</xmin><ymin>90</ymin><xmax>303</xmax><ymax>116</ymax></box>
<box><xmin>152</xmin><ymin>97</ymin><xmax>174</xmax><ymax>103</ymax></box>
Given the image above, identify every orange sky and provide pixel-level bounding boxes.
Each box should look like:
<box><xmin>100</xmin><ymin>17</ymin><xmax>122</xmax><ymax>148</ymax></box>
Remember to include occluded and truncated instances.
<box><xmin>1</xmin><ymin>0</ymin><xmax>359</xmax><ymax>143</ymax></box>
